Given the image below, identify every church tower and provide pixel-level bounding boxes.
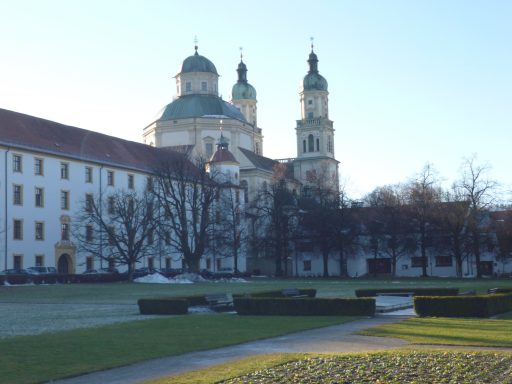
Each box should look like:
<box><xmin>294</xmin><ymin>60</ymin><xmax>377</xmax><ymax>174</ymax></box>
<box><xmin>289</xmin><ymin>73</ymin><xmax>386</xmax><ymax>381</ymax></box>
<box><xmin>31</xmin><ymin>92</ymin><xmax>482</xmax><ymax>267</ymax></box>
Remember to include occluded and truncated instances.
<box><xmin>294</xmin><ymin>44</ymin><xmax>338</xmax><ymax>190</ymax></box>
<box><xmin>231</xmin><ymin>53</ymin><xmax>262</xmax><ymax>155</ymax></box>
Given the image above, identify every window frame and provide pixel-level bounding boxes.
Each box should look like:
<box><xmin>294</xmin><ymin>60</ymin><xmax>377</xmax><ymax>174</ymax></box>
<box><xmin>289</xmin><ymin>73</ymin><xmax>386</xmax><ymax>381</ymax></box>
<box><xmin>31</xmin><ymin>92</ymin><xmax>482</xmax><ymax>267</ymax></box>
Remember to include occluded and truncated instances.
<box><xmin>85</xmin><ymin>166</ymin><xmax>93</xmax><ymax>183</ymax></box>
<box><xmin>34</xmin><ymin>158</ymin><xmax>44</xmax><ymax>176</ymax></box>
<box><xmin>60</xmin><ymin>190</ymin><xmax>70</xmax><ymax>210</ymax></box>
<box><xmin>35</xmin><ymin>187</ymin><xmax>44</xmax><ymax>207</ymax></box>
<box><xmin>13</xmin><ymin>184</ymin><xmax>23</xmax><ymax>205</ymax></box>
<box><xmin>35</xmin><ymin>221</ymin><xmax>45</xmax><ymax>241</ymax></box>
<box><xmin>13</xmin><ymin>219</ymin><xmax>23</xmax><ymax>240</ymax></box>
<box><xmin>13</xmin><ymin>154</ymin><xmax>22</xmax><ymax>173</ymax></box>
<box><xmin>60</xmin><ymin>162</ymin><xmax>69</xmax><ymax>180</ymax></box>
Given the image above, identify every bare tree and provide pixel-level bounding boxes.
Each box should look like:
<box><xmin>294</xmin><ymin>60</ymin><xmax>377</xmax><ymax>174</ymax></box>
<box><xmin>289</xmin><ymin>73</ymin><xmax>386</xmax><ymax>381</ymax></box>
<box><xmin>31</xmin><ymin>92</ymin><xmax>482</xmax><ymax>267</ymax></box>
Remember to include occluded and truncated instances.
<box><xmin>73</xmin><ymin>190</ymin><xmax>158</xmax><ymax>280</ymax></box>
<box><xmin>365</xmin><ymin>185</ymin><xmax>416</xmax><ymax>276</ymax></box>
<box><xmin>405</xmin><ymin>164</ymin><xmax>442</xmax><ymax>277</ymax></box>
<box><xmin>252</xmin><ymin>164</ymin><xmax>297</xmax><ymax>276</ymax></box>
<box><xmin>152</xmin><ymin>152</ymin><xmax>218</xmax><ymax>273</ymax></box>
<box><xmin>438</xmin><ymin>187</ymin><xmax>472</xmax><ymax>277</ymax></box>
<box><xmin>213</xmin><ymin>186</ymin><xmax>247</xmax><ymax>273</ymax></box>
<box><xmin>456</xmin><ymin>155</ymin><xmax>498</xmax><ymax>277</ymax></box>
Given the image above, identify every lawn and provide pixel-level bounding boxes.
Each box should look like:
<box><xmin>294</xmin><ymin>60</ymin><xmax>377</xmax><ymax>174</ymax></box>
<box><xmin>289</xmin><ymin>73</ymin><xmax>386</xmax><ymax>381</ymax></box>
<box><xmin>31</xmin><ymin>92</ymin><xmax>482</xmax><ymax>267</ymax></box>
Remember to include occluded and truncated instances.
<box><xmin>2</xmin><ymin>277</ymin><xmax>512</xmax><ymax>304</ymax></box>
<box><xmin>0</xmin><ymin>314</ymin><xmax>356</xmax><ymax>384</ymax></box>
<box><xmin>360</xmin><ymin>317</ymin><xmax>512</xmax><ymax>347</ymax></box>
<box><xmin>149</xmin><ymin>350</ymin><xmax>512</xmax><ymax>384</ymax></box>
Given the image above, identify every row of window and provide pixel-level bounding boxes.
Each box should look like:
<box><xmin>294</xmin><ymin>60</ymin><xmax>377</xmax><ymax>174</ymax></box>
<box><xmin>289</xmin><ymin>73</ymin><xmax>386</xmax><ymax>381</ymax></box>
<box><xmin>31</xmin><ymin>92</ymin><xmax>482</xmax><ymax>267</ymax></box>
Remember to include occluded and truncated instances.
<box><xmin>11</xmin><ymin>154</ymin><xmax>134</xmax><ymax>188</ymax></box>
<box><xmin>12</xmin><ymin>186</ymin><xmax>71</xmax><ymax>209</ymax></box>
<box><xmin>12</xmin><ymin>254</ymin><xmax>46</xmax><ymax>270</ymax></box>
<box><xmin>12</xmin><ymin>219</ymin><xmax>70</xmax><ymax>241</ymax></box>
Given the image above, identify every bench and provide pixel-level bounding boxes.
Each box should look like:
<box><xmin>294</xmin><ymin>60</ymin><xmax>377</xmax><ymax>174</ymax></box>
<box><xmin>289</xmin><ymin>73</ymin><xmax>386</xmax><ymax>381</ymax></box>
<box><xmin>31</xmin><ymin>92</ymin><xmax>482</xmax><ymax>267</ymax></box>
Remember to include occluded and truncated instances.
<box><xmin>281</xmin><ymin>288</ymin><xmax>308</xmax><ymax>298</ymax></box>
<box><xmin>459</xmin><ymin>290</ymin><xmax>476</xmax><ymax>296</ymax></box>
<box><xmin>488</xmin><ymin>288</ymin><xmax>512</xmax><ymax>294</ymax></box>
<box><xmin>205</xmin><ymin>293</ymin><xmax>234</xmax><ymax>311</ymax></box>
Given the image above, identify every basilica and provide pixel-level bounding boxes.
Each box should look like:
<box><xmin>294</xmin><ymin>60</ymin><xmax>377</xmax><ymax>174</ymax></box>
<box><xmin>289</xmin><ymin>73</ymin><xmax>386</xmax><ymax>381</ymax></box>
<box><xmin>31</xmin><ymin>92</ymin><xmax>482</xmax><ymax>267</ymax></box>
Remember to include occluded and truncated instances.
<box><xmin>0</xmin><ymin>45</ymin><xmax>340</xmax><ymax>276</ymax></box>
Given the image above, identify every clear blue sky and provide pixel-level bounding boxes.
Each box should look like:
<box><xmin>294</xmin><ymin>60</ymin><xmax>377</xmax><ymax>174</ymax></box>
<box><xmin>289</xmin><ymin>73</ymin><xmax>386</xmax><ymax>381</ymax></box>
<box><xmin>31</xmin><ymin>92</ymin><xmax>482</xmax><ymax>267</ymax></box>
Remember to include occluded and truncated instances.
<box><xmin>1</xmin><ymin>0</ymin><xmax>510</xmax><ymax>199</ymax></box>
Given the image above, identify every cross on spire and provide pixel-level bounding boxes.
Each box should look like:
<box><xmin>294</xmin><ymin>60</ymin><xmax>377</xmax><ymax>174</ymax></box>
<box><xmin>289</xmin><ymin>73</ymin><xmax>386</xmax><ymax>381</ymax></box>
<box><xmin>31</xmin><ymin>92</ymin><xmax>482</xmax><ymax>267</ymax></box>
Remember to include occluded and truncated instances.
<box><xmin>239</xmin><ymin>46</ymin><xmax>243</xmax><ymax>61</ymax></box>
<box><xmin>194</xmin><ymin>35</ymin><xmax>198</xmax><ymax>53</ymax></box>
<box><xmin>310</xmin><ymin>36</ymin><xmax>314</xmax><ymax>52</ymax></box>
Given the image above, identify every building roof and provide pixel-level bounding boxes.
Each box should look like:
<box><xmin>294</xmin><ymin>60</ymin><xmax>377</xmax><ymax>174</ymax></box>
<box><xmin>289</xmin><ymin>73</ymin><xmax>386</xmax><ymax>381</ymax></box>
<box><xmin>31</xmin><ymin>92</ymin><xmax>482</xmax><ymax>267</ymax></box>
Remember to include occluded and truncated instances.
<box><xmin>210</xmin><ymin>147</ymin><xmax>238</xmax><ymax>163</ymax></box>
<box><xmin>157</xmin><ymin>94</ymin><xmax>247</xmax><ymax>123</ymax></box>
<box><xmin>0</xmin><ymin>108</ymin><xmax>187</xmax><ymax>173</ymax></box>
<box><xmin>179</xmin><ymin>50</ymin><xmax>218</xmax><ymax>75</ymax></box>
<box><xmin>238</xmin><ymin>147</ymin><xmax>278</xmax><ymax>172</ymax></box>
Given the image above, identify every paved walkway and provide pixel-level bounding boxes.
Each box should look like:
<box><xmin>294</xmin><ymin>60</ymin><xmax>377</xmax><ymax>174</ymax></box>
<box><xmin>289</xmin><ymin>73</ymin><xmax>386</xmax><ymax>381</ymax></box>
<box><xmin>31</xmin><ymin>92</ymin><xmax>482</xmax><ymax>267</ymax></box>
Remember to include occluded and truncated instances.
<box><xmin>51</xmin><ymin>315</ymin><xmax>411</xmax><ymax>384</ymax></box>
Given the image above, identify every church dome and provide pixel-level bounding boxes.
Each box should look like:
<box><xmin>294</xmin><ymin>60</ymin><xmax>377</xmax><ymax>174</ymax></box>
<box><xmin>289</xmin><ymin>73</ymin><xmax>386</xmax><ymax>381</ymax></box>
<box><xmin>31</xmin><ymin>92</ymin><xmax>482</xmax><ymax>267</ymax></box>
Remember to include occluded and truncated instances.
<box><xmin>302</xmin><ymin>72</ymin><xmax>328</xmax><ymax>91</ymax></box>
<box><xmin>302</xmin><ymin>49</ymin><xmax>328</xmax><ymax>91</ymax></box>
<box><xmin>232</xmin><ymin>82</ymin><xmax>257</xmax><ymax>100</ymax></box>
<box><xmin>179</xmin><ymin>49</ymin><xmax>218</xmax><ymax>75</ymax></box>
<box><xmin>156</xmin><ymin>94</ymin><xmax>247</xmax><ymax>122</ymax></box>
<box><xmin>231</xmin><ymin>58</ymin><xmax>257</xmax><ymax>100</ymax></box>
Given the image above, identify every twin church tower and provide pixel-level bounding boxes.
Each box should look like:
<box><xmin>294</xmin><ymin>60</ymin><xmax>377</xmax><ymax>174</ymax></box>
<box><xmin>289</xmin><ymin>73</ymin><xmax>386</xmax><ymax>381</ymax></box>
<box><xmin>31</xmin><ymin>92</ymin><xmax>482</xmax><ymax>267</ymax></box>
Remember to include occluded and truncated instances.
<box><xmin>142</xmin><ymin>44</ymin><xmax>338</xmax><ymax>196</ymax></box>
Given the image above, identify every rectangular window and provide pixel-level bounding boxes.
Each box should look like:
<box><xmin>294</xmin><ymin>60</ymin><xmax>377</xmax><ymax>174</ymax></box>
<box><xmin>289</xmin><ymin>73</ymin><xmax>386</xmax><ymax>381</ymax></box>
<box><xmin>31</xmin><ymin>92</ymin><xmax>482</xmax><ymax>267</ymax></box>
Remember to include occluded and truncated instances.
<box><xmin>85</xmin><ymin>166</ymin><xmax>93</xmax><ymax>183</ymax></box>
<box><xmin>164</xmin><ymin>231</ymin><xmax>171</xmax><ymax>245</ymax></box>
<box><xmin>146</xmin><ymin>176</ymin><xmax>153</xmax><ymax>192</ymax></box>
<box><xmin>435</xmin><ymin>256</ymin><xmax>453</xmax><ymax>267</ymax></box>
<box><xmin>165</xmin><ymin>257</ymin><xmax>171</xmax><ymax>270</ymax></box>
<box><xmin>108</xmin><ymin>226</ymin><xmax>115</xmax><ymax>245</ymax></box>
<box><xmin>411</xmin><ymin>257</ymin><xmax>424</xmax><ymax>268</ymax></box>
<box><xmin>61</xmin><ymin>191</ymin><xmax>69</xmax><ymax>210</ymax></box>
<box><xmin>35</xmin><ymin>222</ymin><xmax>44</xmax><ymax>240</ymax></box>
<box><xmin>85</xmin><ymin>225</ymin><xmax>93</xmax><ymax>241</ymax></box>
<box><xmin>34</xmin><ymin>158</ymin><xmax>44</xmax><ymax>175</ymax></box>
<box><xmin>108</xmin><ymin>196</ymin><xmax>115</xmax><ymax>215</ymax></box>
<box><xmin>35</xmin><ymin>255</ymin><xmax>44</xmax><ymax>267</ymax></box>
<box><xmin>147</xmin><ymin>202</ymin><xmax>153</xmax><ymax>220</ymax></box>
<box><xmin>148</xmin><ymin>257</ymin><xmax>154</xmax><ymax>269</ymax></box>
<box><xmin>61</xmin><ymin>223</ymin><xmax>70</xmax><ymax>241</ymax></box>
<box><xmin>86</xmin><ymin>256</ymin><xmax>94</xmax><ymax>271</ymax></box>
<box><xmin>85</xmin><ymin>193</ymin><xmax>94</xmax><ymax>212</ymax></box>
<box><xmin>303</xmin><ymin>260</ymin><xmax>312</xmax><ymax>271</ymax></box>
<box><xmin>147</xmin><ymin>228</ymin><xmax>154</xmax><ymax>245</ymax></box>
<box><xmin>128</xmin><ymin>174</ymin><xmax>134</xmax><ymax>189</ymax></box>
<box><xmin>185</xmin><ymin>82</ymin><xmax>191</xmax><ymax>92</ymax></box>
<box><xmin>205</xmin><ymin>143</ymin><xmax>213</xmax><ymax>157</ymax></box>
<box><xmin>107</xmin><ymin>171</ymin><xmax>114</xmax><ymax>186</ymax></box>
<box><xmin>13</xmin><ymin>154</ymin><xmax>22</xmax><ymax>173</ymax></box>
<box><xmin>13</xmin><ymin>219</ymin><xmax>23</xmax><ymax>240</ymax></box>
<box><xmin>13</xmin><ymin>184</ymin><xmax>23</xmax><ymax>205</ymax></box>
<box><xmin>13</xmin><ymin>254</ymin><xmax>23</xmax><ymax>270</ymax></box>
<box><xmin>60</xmin><ymin>163</ymin><xmax>69</xmax><ymax>179</ymax></box>
<box><xmin>308</xmin><ymin>99</ymin><xmax>313</xmax><ymax>105</ymax></box>
<box><xmin>201</xmin><ymin>81</ymin><xmax>207</xmax><ymax>91</ymax></box>
<box><xmin>35</xmin><ymin>187</ymin><xmax>44</xmax><ymax>207</ymax></box>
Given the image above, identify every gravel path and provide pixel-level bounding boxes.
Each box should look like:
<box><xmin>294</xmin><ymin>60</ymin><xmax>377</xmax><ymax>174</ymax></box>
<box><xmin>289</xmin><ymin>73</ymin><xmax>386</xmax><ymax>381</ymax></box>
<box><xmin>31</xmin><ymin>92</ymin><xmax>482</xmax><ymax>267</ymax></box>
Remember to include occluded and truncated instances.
<box><xmin>50</xmin><ymin>315</ymin><xmax>412</xmax><ymax>384</ymax></box>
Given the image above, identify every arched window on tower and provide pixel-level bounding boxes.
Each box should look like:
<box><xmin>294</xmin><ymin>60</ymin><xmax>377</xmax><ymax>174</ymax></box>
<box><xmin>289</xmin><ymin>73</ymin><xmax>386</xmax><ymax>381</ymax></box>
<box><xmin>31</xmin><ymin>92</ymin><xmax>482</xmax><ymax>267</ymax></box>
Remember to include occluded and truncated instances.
<box><xmin>327</xmin><ymin>135</ymin><xmax>333</xmax><ymax>153</ymax></box>
<box><xmin>308</xmin><ymin>134</ymin><xmax>314</xmax><ymax>152</ymax></box>
<box><xmin>316</xmin><ymin>138</ymin><xmax>320</xmax><ymax>151</ymax></box>
<box><xmin>303</xmin><ymin>140</ymin><xmax>306</xmax><ymax>153</ymax></box>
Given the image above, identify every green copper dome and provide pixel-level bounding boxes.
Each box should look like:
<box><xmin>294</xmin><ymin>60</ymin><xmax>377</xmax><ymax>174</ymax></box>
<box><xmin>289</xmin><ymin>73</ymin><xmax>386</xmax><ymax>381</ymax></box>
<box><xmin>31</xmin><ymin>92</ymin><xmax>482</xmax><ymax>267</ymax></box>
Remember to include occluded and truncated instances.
<box><xmin>156</xmin><ymin>94</ymin><xmax>247</xmax><ymax>122</ymax></box>
<box><xmin>179</xmin><ymin>49</ymin><xmax>218</xmax><ymax>75</ymax></box>
<box><xmin>303</xmin><ymin>72</ymin><xmax>328</xmax><ymax>91</ymax></box>
<box><xmin>231</xmin><ymin>59</ymin><xmax>257</xmax><ymax>100</ymax></box>
<box><xmin>302</xmin><ymin>50</ymin><xmax>328</xmax><ymax>91</ymax></box>
<box><xmin>232</xmin><ymin>82</ymin><xmax>257</xmax><ymax>100</ymax></box>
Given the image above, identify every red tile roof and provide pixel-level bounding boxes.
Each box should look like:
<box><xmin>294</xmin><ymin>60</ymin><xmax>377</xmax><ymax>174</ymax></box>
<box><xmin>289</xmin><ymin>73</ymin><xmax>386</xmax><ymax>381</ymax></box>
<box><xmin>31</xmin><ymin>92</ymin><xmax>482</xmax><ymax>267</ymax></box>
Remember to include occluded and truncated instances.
<box><xmin>0</xmin><ymin>108</ymin><xmax>186</xmax><ymax>172</ymax></box>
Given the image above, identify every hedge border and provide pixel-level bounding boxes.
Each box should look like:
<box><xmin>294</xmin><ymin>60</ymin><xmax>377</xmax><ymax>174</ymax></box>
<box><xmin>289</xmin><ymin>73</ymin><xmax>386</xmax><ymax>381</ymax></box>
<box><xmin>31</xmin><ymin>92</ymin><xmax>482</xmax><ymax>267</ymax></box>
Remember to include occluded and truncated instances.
<box><xmin>234</xmin><ymin>297</ymin><xmax>375</xmax><ymax>316</ymax></box>
<box><xmin>414</xmin><ymin>293</ymin><xmax>512</xmax><ymax>318</ymax></box>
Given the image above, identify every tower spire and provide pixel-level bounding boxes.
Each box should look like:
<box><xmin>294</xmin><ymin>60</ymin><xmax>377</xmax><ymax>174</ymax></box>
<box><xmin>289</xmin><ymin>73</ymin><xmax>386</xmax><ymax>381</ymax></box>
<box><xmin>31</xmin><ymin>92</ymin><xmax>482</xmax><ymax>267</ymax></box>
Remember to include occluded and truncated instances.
<box><xmin>307</xmin><ymin>37</ymin><xmax>319</xmax><ymax>74</ymax></box>
<box><xmin>237</xmin><ymin>47</ymin><xmax>248</xmax><ymax>83</ymax></box>
<box><xmin>194</xmin><ymin>35</ymin><xmax>198</xmax><ymax>55</ymax></box>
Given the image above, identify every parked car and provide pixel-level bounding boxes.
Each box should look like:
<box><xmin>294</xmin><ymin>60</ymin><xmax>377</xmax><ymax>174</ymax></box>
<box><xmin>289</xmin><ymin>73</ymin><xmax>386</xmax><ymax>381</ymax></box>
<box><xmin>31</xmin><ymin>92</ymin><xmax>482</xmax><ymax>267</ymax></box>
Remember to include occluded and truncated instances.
<box><xmin>26</xmin><ymin>266</ymin><xmax>59</xmax><ymax>284</ymax></box>
<box><xmin>0</xmin><ymin>269</ymin><xmax>33</xmax><ymax>284</ymax></box>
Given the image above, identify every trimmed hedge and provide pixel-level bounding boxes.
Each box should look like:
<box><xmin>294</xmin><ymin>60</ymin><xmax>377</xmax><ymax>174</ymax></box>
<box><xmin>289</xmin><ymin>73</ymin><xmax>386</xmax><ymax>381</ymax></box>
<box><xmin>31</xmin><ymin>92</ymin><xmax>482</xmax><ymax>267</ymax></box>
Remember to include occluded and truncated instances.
<box><xmin>238</xmin><ymin>289</ymin><xmax>317</xmax><ymax>298</ymax></box>
<box><xmin>414</xmin><ymin>293</ymin><xmax>512</xmax><ymax>318</ymax></box>
<box><xmin>234</xmin><ymin>297</ymin><xmax>375</xmax><ymax>316</ymax></box>
<box><xmin>355</xmin><ymin>288</ymin><xmax>459</xmax><ymax>297</ymax></box>
<box><xmin>138</xmin><ymin>298</ymin><xmax>189</xmax><ymax>315</ymax></box>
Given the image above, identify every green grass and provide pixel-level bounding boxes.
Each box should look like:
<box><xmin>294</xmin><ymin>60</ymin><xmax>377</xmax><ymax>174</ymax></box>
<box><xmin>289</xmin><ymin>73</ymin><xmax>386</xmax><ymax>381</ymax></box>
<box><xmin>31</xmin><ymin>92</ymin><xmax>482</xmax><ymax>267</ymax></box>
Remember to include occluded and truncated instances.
<box><xmin>0</xmin><ymin>314</ymin><xmax>356</xmax><ymax>384</ymax></box>
<box><xmin>360</xmin><ymin>317</ymin><xmax>512</xmax><ymax>347</ymax></box>
<box><xmin>2</xmin><ymin>277</ymin><xmax>512</xmax><ymax>303</ymax></box>
<box><xmin>148</xmin><ymin>350</ymin><xmax>512</xmax><ymax>384</ymax></box>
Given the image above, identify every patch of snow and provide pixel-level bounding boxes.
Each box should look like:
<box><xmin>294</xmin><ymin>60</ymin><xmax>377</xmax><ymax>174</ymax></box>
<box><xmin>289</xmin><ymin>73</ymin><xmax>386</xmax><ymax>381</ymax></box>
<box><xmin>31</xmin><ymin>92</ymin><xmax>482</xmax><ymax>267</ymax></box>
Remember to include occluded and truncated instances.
<box><xmin>134</xmin><ymin>273</ymin><xmax>171</xmax><ymax>284</ymax></box>
<box><xmin>188</xmin><ymin>306</ymin><xmax>215</xmax><ymax>314</ymax></box>
<box><xmin>175</xmin><ymin>273</ymin><xmax>207</xmax><ymax>282</ymax></box>
<box><xmin>214</xmin><ymin>277</ymin><xmax>247</xmax><ymax>283</ymax></box>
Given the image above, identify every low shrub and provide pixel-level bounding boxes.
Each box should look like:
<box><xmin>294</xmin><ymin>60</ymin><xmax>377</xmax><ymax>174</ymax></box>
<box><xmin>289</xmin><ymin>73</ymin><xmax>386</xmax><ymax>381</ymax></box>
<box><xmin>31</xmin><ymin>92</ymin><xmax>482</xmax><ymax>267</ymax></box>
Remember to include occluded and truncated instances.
<box><xmin>234</xmin><ymin>297</ymin><xmax>375</xmax><ymax>316</ymax></box>
<box><xmin>239</xmin><ymin>289</ymin><xmax>317</xmax><ymax>298</ymax></box>
<box><xmin>355</xmin><ymin>288</ymin><xmax>459</xmax><ymax>297</ymax></box>
<box><xmin>414</xmin><ymin>293</ymin><xmax>512</xmax><ymax>317</ymax></box>
<box><xmin>138</xmin><ymin>298</ymin><xmax>188</xmax><ymax>315</ymax></box>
